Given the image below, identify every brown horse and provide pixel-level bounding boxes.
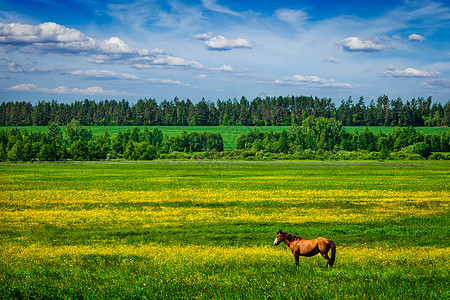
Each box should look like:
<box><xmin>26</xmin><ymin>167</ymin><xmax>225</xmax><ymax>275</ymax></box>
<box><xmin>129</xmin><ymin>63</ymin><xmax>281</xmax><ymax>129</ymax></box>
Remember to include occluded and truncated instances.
<box><xmin>273</xmin><ymin>230</ymin><xmax>336</xmax><ymax>267</ymax></box>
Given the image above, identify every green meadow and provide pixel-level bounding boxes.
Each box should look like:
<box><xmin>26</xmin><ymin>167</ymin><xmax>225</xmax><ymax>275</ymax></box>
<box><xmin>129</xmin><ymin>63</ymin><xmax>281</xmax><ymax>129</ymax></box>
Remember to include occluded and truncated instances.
<box><xmin>0</xmin><ymin>160</ymin><xmax>448</xmax><ymax>299</ymax></box>
<box><xmin>1</xmin><ymin>125</ymin><xmax>447</xmax><ymax>150</ymax></box>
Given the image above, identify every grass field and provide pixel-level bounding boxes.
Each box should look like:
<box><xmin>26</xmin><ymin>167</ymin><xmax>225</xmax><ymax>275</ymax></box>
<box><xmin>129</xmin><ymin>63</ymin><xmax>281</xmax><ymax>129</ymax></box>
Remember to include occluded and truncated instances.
<box><xmin>2</xmin><ymin>125</ymin><xmax>448</xmax><ymax>150</ymax></box>
<box><xmin>0</xmin><ymin>160</ymin><xmax>448</xmax><ymax>299</ymax></box>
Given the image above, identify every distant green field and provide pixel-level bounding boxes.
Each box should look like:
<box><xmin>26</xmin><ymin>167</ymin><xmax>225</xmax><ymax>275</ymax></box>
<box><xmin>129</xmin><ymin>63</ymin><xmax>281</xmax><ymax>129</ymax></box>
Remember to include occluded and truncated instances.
<box><xmin>347</xmin><ymin>126</ymin><xmax>448</xmax><ymax>135</ymax></box>
<box><xmin>2</xmin><ymin>125</ymin><xmax>448</xmax><ymax>150</ymax></box>
<box><xmin>0</xmin><ymin>161</ymin><xmax>448</xmax><ymax>299</ymax></box>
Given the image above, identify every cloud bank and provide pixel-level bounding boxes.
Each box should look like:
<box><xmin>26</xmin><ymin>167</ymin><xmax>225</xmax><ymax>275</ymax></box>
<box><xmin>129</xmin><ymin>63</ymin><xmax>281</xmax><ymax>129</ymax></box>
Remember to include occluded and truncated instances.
<box><xmin>0</xmin><ymin>22</ymin><xmax>148</xmax><ymax>55</ymax></box>
<box><xmin>6</xmin><ymin>83</ymin><xmax>128</xmax><ymax>95</ymax></box>
<box><xmin>0</xmin><ymin>22</ymin><xmax>207</xmax><ymax>71</ymax></box>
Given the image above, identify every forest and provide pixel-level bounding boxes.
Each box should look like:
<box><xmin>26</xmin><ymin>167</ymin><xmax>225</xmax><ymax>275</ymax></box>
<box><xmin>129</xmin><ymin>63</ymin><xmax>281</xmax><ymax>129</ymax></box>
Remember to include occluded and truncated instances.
<box><xmin>236</xmin><ymin>116</ymin><xmax>450</xmax><ymax>160</ymax></box>
<box><xmin>0</xmin><ymin>119</ymin><xmax>224</xmax><ymax>162</ymax></box>
<box><xmin>1</xmin><ymin>95</ymin><xmax>449</xmax><ymax>127</ymax></box>
<box><xmin>1</xmin><ymin>117</ymin><xmax>449</xmax><ymax>162</ymax></box>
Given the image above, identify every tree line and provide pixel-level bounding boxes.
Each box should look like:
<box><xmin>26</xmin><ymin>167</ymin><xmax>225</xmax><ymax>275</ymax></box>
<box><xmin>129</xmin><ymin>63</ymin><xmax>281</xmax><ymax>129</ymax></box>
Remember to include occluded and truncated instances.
<box><xmin>1</xmin><ymin>117</ymin><xmax>449</xmax><ymax>162</ymax></box>
<box><xmin>236</xmin><ymin>116</ymin><xmax>450</xmax><ymax>160</ymax></box>
<box><xmin>1</xmin><ymin>95</ymin><xmax>449</xmax><ymax>127</ymax></box>
<box><xmin>0</xmin><ymin>119</ymin><xmax>223</xmax><ymax>162</ymax></box>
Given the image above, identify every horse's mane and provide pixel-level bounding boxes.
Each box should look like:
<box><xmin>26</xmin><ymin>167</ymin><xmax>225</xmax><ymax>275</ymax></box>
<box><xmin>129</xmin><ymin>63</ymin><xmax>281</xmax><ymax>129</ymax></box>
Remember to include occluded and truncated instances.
<box><xmin>283</xmin><ymin>232</ymin><xmax>302</xmax><ymax>242</ymax></box>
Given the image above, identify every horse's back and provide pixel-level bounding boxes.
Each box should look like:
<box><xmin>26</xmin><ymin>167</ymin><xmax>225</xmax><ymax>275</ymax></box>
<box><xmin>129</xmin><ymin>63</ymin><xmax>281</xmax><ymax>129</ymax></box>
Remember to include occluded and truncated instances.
<box><xmin>317</xmin><ymin>237</ymin><xmax>332</xmax><ymax>243</ymax></box>
<box><xmin>316</xmin><ymin>237</ymin><xmax>334</xmax><ymax>251</ymax></box>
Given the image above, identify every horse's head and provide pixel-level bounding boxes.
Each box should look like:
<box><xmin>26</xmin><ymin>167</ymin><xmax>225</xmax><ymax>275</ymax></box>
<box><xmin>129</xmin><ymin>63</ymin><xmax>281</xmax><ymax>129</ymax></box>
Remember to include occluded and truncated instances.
<box><xmin>273</xmin><ymin>230</ymin><xmax>284</xmax><ymax>246</ymax></box>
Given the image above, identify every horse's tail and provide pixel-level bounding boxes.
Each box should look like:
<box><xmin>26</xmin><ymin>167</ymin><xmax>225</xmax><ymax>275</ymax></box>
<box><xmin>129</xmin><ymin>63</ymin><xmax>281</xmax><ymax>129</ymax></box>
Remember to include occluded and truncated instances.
<box><xmin>329</xmin><ymin>240</ymin><xmax>336</xmax><ymax>267</ymax></box>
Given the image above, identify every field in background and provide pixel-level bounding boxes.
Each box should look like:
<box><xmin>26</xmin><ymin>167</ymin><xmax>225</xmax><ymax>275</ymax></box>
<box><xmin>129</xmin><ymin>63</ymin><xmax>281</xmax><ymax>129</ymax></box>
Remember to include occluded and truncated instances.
<box><xmin>0</xmin><ymin>161</ymin><xmax>448</xmax><ymax>299</ymax></box>
<box><xmin>2</xmin><ymin>125</ymin><xmax>448</xmax><ymax>150</ymax></box>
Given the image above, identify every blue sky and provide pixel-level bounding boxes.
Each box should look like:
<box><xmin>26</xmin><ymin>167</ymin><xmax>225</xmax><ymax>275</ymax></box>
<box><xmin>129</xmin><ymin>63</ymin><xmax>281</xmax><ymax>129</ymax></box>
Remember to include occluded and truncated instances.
<box><xmin>0</xmin><ymin>0</ymin><xmax>449</xmax><ymax>104</ymax></box>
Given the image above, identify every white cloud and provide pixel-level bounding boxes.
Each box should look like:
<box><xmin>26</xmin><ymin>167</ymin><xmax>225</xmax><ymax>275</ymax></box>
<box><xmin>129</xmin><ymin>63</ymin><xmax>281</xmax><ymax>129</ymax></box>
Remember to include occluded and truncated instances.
<box><xmin>71</xmin><ymin>69</ymin><xmax>139</xmax><ymax>80</ymax></box>
<box><xmin>147</xmin><ymin>78</ymin><xmax>189</xmax><ymax>86</ymax></box>
<box><xmin>88</xmin><ymin>54</ymin><xmax>127</xmax><ymax>64</ymax></box>
<box><xmin>0</xmin><ymin>22</ymin><xmax>85</xmax><ymax>44</ymax></box>
<box><xmin>383</xmin><ymin>66</ymin><xmax>440</xmax><ymax>77</ymax></box>
<box><xmin>41</xmin><ymin>86</ymin><xmax>70</xmax><ymax>94</ymax></box>
<box><xmin>7</xmin><ymin>83</ymin><xmax>39</xmax><ymax>91</ymax></box>
<box><xmin>150</xmin><ymin>48</ymin><xmax>166</xmax><ymax>55</ymax></box>
<box><xmin>133</xmin><ymin>56</ymin><xmax>204</xmax><ymax>69</ymax></box>
<box><xmin>205</xmin><ymin>36</ymin><xmax>252</xmax><ymax>50</ymax></box>
<box><xmin>6</xmin><ymin>83</ymin><xmax>128</xmax><ymax>95</ymax></box>
<box><xmin>0</xmin><ymin>22</ymin><xmax>149</xmax><ymax>55</ymax></box>
<box><xmin>191</xmin><ymin>32</ymin><xmax>213</xmax><ymax>41</ymax></box>
<box><xmin>408</xmin><ymin>34</ymin><xmax>425</xmax><ymax>41</ymax></box>
<box><xmin>217</xmin><ymin>65</ymin><xmax>233</xmax><ymax>71</ymax></box>
<box><xmin>201</xmin><ymin>0</ymin><xmax>242</xmax><ymax>17</ymax></box>
<box><xmin>201</xmin><ymin>64</ymin><xmax>238</xmax><ymax>73</ymax></box>
<box><xmin>71</xmin><ymin>86</ymin><xmax>127</xmax><ymax>95</ymax></box>
<box><xmin>31</xmin><ymin>35</ymin><xmax>150</xmax><ymax>56</ymax></box>
<box><xmin>274</xmin><ymin>75</ymin><xmax>354</xmax><ymax>88</ymax></box>
<box><xmin>153</xmin><ymin>56</ymin><xmax>203</xmax><ymax>68</ymax></box>
<box><xmin>6</xmin><ymin>83</ymin><xmax>68</xmax><ymax>94</ymax></box>
<box><xmin>192</xmin><ymin>32</ymin><xmax>252</xmax><ymax>50</ymax></box>
<box><xmin>90</xmin><ymin>52</ymin><xmax>205</xmax><ymax>70</ymax></box>
<box><xmin>338</xmin><ymin>36</ymin><xmax>388</xmax><ymax>52</ymax></box>
<box><xmin>275</xmin><ymin>8</ymin><xmax>309</xmax><ymax>26</ymax></box>
<box><xmin>0</xmin><ymin>22</ymin><xmax>207</xmax><ymax>72</ymax></box>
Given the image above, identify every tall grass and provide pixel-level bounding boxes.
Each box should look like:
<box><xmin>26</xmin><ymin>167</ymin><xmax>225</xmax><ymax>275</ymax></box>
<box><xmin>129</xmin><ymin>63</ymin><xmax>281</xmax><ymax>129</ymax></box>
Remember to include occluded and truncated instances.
<box><xmin>0</xmin><ymin>161</ymin><xmax>448</xmax><ymax>299</ymax></box>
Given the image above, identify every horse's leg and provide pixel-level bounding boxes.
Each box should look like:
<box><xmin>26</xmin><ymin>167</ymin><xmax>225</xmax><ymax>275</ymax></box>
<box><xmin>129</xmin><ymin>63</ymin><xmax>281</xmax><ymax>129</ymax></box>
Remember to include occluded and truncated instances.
<box><xmin>321</xmin><ymin>252</ymin><xmax>332</xmax><ymax>267</ymax></box>
<box><xmin>294</xmin><ymin>253</ymin><xmax>299</xmax><ymax>265</ymax></box>
<box><xmin>318</xmin><ymin>240</ymin><xmax>332</xmax><ymax>267</ymax></box>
